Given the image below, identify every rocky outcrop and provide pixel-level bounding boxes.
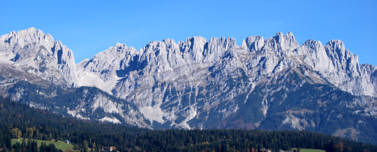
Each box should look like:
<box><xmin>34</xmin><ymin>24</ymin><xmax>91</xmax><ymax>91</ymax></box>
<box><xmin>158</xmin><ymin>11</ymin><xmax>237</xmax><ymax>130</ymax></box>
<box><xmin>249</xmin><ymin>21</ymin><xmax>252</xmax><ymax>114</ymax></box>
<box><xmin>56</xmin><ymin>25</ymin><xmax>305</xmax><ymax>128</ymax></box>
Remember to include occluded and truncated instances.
<box><xmin>1</xmin><ymin>28</ymin><xmax>377</xmax><ymax>144</ymax></box>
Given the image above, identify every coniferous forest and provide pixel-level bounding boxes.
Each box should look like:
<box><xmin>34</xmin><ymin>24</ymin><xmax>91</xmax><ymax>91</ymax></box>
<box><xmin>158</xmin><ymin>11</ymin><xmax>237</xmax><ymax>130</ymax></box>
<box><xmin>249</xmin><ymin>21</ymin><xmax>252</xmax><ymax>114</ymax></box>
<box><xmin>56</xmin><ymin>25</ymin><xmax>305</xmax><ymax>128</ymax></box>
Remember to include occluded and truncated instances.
<box><xmin>0</xmin><ymin>98</ymin><xmax>376</xmax><ymax>152</ymax></box>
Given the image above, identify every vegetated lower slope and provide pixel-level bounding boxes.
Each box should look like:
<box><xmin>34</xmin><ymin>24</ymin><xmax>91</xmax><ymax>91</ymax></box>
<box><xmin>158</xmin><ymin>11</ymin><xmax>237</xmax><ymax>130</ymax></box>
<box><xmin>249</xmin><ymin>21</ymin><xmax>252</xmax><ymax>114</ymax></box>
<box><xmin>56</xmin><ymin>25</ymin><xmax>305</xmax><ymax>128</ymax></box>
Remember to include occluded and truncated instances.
<box><xmin>11</xmin><ymin>138</ymin><xmax>73</xmax><ymax>152</ymax></box>
<box><xmin>4</xmin><ymin>69</ymin><xmax>377</xmax><ymax>143</ymax></box>
<box><xmin>4</xmin><ymin>80</ymin><xmax>148</xmax><ymax>127</ymax></box>
<box><xmin>0</xmin><ymin>98</ymin><xmax>376</xmax><ymax>152</ymax></box>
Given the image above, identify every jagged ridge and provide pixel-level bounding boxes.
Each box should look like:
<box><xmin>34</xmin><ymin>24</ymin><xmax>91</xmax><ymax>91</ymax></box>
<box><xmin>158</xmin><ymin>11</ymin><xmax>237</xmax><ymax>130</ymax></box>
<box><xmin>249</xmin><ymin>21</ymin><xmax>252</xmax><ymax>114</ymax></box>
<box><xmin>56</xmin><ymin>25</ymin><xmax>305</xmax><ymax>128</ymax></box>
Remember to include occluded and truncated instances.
<box><xmin>1</xmin><ymin>28</ymin><xmax>377</xmax><ymax>144</ymax></box>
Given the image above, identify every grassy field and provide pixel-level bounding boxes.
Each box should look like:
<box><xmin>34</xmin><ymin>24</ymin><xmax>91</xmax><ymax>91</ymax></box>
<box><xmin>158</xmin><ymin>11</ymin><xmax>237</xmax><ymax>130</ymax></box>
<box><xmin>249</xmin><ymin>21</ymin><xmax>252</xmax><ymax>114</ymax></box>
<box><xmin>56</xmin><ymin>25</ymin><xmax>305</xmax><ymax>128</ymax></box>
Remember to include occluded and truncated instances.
<box><xmin>290</xmin><ymin>148</ymin><xmax>325</xmax><ymax>152</ymax></box>
<box><xmin>11</xmin><ymin>138</ymin><xmax>74</xmax><ymax>151</ymax></box>
<box><xmin>296</xmin><ymin>148</ymin><xmax>326</xmax><ymax>152</ymax></box>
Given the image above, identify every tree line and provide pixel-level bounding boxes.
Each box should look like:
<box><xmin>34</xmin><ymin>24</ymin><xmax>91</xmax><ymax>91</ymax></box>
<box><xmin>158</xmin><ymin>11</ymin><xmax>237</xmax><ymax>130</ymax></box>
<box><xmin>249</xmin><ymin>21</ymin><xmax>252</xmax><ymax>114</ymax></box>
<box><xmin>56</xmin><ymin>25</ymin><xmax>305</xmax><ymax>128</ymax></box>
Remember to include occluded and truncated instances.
<box><xmin>0</xmin><ymin>97</ymin><xmax>376</xmax><ymax>152</ymax></box>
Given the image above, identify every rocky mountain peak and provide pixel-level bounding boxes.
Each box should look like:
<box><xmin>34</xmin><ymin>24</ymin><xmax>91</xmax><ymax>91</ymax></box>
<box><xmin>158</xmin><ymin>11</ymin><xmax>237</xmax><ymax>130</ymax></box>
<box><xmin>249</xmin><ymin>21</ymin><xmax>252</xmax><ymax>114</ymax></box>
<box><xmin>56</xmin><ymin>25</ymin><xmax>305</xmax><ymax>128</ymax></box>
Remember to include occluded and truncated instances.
<box><xmin>302</xmin><ymin>39</ymin><xmax>323</xmax><ymax>50</ymax></box>
<box><xmin>114</xmin><ymin>42</ymin><xmax>126</xmax><ymax>49</ymax></box>
<box><xmin>243</xmin><ymin>36</ymin><xmax>264</xmax><ymax>51</ymax></box>
<box><xmin>325</xmin><ymin>40</ymin><xmax>359</xmax><ymax>71</ymax></box>
<box><xmin>208</xmin><ymin>37</ymin><xmax>236</xmax><ymax>49</ymax></box>
<box><xmin>185</xmin><ymin>36</ymin><xmax>207</xmax><ymax>47</ymax></box>
<box><xmin>179</xmin><ymin>36</ymin><xmax>207</xmax><ymax>55</ymax></box>
<box><xmin>273</xmin><ymin>32</ymin><xmax>299</xmax><ymax>50</ymax></box>
<box><xmin>106</xmin><ymin>43</ymin><xmax>137</xmax><ymax>56</ymax></box>
<box><xmin>1</xmin><ymin>27</ymin><xmax>54</xmax><ymax>47</ymax></box>
<box><xmin>1</xmin><ymin>28</ymin><xmax>377</xmax><ymax>144</ymax></box>
<box><xmin>326</xmin><ymin>40</ymin><xmax>347</xmax><ymax>57</ymax></box>
<box><xmin>0</xmin><ymin>28</ymin><xmax>77</xmax><ymax>86</ymax></box>
<box><xmin>2</xmin><ymin>28</ymin><xmax>375</xmax><ymax>97</ymax></box>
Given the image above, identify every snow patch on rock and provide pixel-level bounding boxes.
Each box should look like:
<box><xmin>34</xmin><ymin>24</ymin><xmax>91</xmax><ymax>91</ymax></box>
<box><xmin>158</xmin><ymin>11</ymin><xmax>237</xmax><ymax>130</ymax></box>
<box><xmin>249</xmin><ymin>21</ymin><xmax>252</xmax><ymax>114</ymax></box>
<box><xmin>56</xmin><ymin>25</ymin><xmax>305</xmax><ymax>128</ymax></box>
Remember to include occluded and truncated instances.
<box><xmin>99</xmin><ymin>116</ymin><xmax>121</xmax><ymax>124</ymax></box>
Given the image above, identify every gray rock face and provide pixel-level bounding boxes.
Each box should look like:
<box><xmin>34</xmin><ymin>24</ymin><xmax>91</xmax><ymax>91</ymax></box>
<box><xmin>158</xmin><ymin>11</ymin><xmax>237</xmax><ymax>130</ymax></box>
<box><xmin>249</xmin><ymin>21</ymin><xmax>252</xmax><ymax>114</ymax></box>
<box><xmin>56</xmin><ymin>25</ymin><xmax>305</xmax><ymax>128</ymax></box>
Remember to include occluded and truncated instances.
<box><xmin>0</xmin><ymin>27</ymin><xmax>77</xmax><ymax>86</ymax></box>
<box><xmin>77</xmin><ymin>31</ymin><xmax>377</xmax><ymax>122</ymax></box>
<box><xmin>1</xmin><ymin>28</ymin><xmax>377</xmax><ymax>144</ymax></box>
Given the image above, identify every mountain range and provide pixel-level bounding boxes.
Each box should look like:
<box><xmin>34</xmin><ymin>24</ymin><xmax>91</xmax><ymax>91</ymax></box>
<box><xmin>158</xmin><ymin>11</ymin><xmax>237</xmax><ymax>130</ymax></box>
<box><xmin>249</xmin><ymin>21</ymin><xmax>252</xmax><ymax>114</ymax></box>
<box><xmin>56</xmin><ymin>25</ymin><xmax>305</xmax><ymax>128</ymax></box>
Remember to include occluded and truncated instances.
<box><xmin>0</xmin><ymin>28</ymin><xmax>376</xmax><ymax>144</ymax></box>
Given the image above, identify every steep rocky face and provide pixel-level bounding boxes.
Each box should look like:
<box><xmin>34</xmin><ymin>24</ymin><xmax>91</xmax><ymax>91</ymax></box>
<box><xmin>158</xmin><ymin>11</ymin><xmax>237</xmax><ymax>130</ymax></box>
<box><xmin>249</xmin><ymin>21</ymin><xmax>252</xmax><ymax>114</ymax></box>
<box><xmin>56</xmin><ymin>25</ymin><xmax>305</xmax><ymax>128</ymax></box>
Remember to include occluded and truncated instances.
<box><xmin>78</xmin><ymin>32</ymin><xmax>376</xmax><ymax>122</ymax></box>
<box><xmin>5</xmin><ymin>80</ymin><xmax>149</xmax><ymax>128</ymax></box>
<box><xmin>297</xmin><ymin>40</ymin><xmax>376</xmax><ymax>97</ymax></box>
<box><xmin>80</xmin><ymin>32</ymin><xmax>376</xmax><ymax>99</ymax></box>
<box><xmin>76</xmin><ymin>43</ymin><xmax>138</xmax><ymax>93</ymax></box>
<box><xmin>3</xmin><ymin>28</ymin><xmax>374</xmax><ymax>99</ymax></box>
<box><xmin>1</xmin><ymin>28</ymin><xmax>377</xmax><ymax>144</ymax></box>
<box><xmin>0</xmin><ymin>27</ymin><xmax>77</xmax><ymax>86</ymax></box>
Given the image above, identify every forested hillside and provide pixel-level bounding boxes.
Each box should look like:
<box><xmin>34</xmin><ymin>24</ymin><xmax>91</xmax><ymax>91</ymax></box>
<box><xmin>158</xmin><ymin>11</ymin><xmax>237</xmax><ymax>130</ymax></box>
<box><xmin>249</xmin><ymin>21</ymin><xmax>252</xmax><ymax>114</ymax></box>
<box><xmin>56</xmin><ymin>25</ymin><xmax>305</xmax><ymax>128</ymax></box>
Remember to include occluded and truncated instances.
<box><xmin>1</xmin><ymin>98</ymin><xmax>377</xmax><ymax>152</ymax></box>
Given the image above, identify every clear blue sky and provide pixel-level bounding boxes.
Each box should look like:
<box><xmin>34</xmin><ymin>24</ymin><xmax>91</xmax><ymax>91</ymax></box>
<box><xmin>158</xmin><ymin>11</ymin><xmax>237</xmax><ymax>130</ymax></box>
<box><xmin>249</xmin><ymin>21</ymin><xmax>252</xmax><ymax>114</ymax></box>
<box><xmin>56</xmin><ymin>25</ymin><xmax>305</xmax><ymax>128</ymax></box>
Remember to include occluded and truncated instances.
<box><xmin>1</xmin><ymin>0</ymin><xmax>376</xmax><ymax>65</ymax></box>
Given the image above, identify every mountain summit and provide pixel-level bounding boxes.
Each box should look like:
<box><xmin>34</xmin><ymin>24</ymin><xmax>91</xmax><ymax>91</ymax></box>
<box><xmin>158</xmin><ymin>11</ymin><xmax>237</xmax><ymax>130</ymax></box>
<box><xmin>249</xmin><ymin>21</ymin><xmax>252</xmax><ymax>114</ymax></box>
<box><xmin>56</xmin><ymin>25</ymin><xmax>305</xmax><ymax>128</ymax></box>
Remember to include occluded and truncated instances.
<box><xmin>1</xmin><ymin>28</ymin><xmax>377</xmax><ymax>144</ymax></box>
<box><xmin>0</xmin><ymin>27</ymin><xmax>77</xmax><ymax>86</ymax></box>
